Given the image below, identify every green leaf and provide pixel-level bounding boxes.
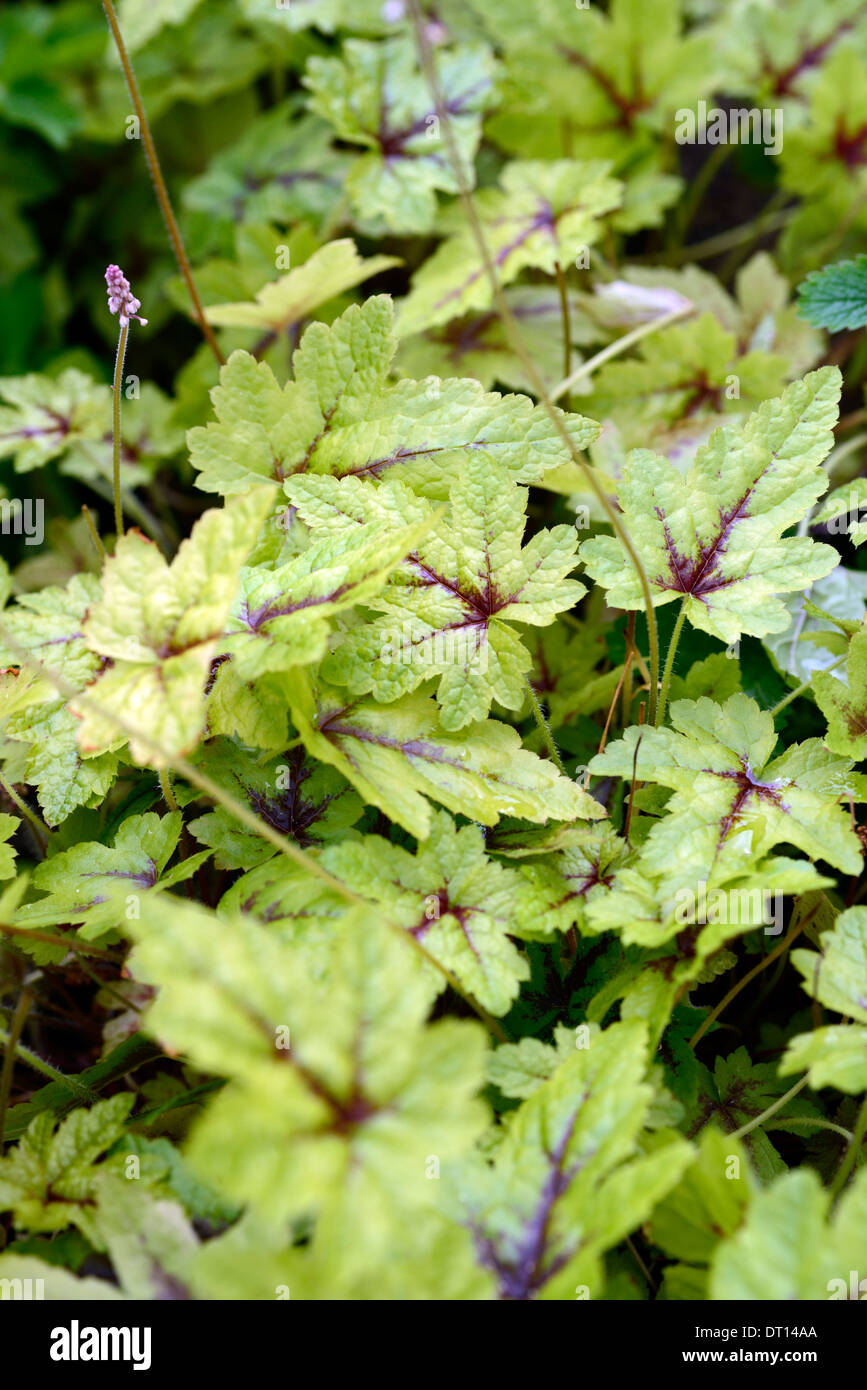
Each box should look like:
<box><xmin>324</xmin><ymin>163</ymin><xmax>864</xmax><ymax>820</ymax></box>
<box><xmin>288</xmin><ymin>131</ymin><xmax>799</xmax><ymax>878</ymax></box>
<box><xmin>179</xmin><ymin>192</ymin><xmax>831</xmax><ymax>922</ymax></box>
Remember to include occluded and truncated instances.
<box><xmin>285</xmin><ymin>670</ymin><xmax>605</xmax><ymax>839</ymax></box>
<box><xmin>813</xmin><ymin>625</ymin><xmax>867</xmax><ymax>757</ymax></box>
<box><xmin>580</xmin><ymin>368</ymin><xmax>842</xmax><ymax>644</ymax></box>
<box><xmin>188</xmin><ymin>297</ymin><xmax>599</xmax><ymax>500</ymax></box>
<box><xmin>229</xmin><ymin>810</ymin><xmax>538</xmax><ymax>1016</ymax></box>
<box><xmin>798</xmin><ymin>255</ymin><xmax>867</xmax><ymax>331</ymax></box>
<box><xmin>289</xmin><ymin>461</ymin><xmax>585</xmax><ymax>729</ymax></box>
<box><xmin>17</xmin><ymin>811</ymin><xmax>208</xmax><ymax>942</ymax></box>
<box><xmin>220</xmin><ymin>507</ymin><xmax>437</xmax><ymax>680</ymax></box>
<box><xmin>790</xmin><ymin>905</ymin><xmax>867</xmax><ymax>1025</ymax></box>
<box><xmin>126</xmin><ymin>896</ymin><xmax>489</xmax><ymax>1221</ymax></box>
<box><xmin>710</xmin><ymin>1167</ymin><xmax>867</xmax><ymax>1299</ymax></box>
<box><xmin>590</xmin><ymin>693</ymin><xmax>863</xmax><ymax>893</ymax></box>
<box><xmin>72</xmin><ymin>489</ymin><xmax>275</xmax><ymax>764</ymax></box>
<box><xmin>0</xmin><ymin>1095</ymin><xmax>144</xmax><ymax>1247</ymax></box>
<box><xmin>188</xmin><ymin>742</ymin><xmax>363</xmax><ymax>870</ymax></box>
<box><xmin>203</xmin><ymin>239</ymin><xmax>400</xmax><ymax>331</ymax></box>
<box><xmin>304</xmin><ymin>37</ymin><xmax>497</xmax><ymax>234</ymax></box>
<box><xmin>397</xmin><ymin>160</ymin><xmax>623</xmax><ymax>336</ymax></box>
<box><xmin>446</xmin><ymin>1020</ymin><xmax>692</xmax><ymax>1298</ymax></box>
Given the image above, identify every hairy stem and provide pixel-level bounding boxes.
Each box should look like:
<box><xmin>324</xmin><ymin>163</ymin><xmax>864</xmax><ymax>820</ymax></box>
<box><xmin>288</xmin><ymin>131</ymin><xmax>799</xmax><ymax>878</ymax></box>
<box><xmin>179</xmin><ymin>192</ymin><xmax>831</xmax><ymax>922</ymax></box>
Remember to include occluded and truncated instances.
<box><xmin>770</xmin><ymin>655</ymin><xmax>846</xmax><ymax>719</ymax></box>
<box><xmin>0</xmin><ymin>988</ymin><xmax>32</xmax><ymax>1148</ymax></box>
<box><xmin>554</xmin><ymin>258</ymin><xmax>572</xmax><ymax>393</ymax></box>
<box><xmin>830</xmin><ymin>1089</ymin><xmax>867</xmax><ymax>1200</ymax></box>
<box><xmin>656</xmin><ymin>600</ymin><xmax>688</xmax><ymax>728</ymax></box>
<box><xmin>689</xmin><ymin>904</ymin><xmax>817</xmax><ymax>1048</ymax></box>
<box><xmin>101</xmin><ymin>0</ymin><xmax>225</xmax><ymax>367</ymax></box>
<box><xmin>408</xmin><ymin>0</ymin><xmax>661</xmax><ymax>722</ymax></box>
<box><xmin>111</xmin><ymin>320</ymin><xmax>128</xmax><ymax>539</ymax></box>
<box><xmin>0</xmin><ymin>771</ymin><xmax>50</xmax><ymax>850</ymax></box>
<box><xmin>550</xmin><ymin>304</ymin><xmax>693</xmax><ymax>403</ymax></box>
<box><xmin>730</xmin><ymin>1074</ymin><xmax>811</xmax><ymax>1141</ymax></box>
<box><xmin>525</xmin><ymin>679</ymin><xmax>566</xmax><ymax>776</ymax></box>
<box><xmin>0</xmin><ymin>1020</ymin><xmax>98</xmax><ymax>1103</ymax></box>
<box><xmin>159</xmin><ymin>767</ymin><xmax>180</xmax><ymax>813</ymax></box>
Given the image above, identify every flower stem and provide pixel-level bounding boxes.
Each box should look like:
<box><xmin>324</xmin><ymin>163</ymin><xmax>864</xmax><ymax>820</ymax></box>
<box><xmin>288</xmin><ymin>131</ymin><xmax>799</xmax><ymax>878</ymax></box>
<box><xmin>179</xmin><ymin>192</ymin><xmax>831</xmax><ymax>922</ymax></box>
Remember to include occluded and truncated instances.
<box><xmin>655</xmin><ymin>600</ymin><xmax>687</xmax><ymax>728</ymax></box>
<box><xmin>101</xmin><ymin>0</ymin><xmax>225</xmax><ymax>367</ymax></box>
<box><xmin>554</xmin><ymin>258</ymin><xmax>572</xmax><ymax>394</ymax></box>
<box><xmin>112</xmin><ymin>320</ymin><xmax>128</xmax><ymax>540</ymax></box>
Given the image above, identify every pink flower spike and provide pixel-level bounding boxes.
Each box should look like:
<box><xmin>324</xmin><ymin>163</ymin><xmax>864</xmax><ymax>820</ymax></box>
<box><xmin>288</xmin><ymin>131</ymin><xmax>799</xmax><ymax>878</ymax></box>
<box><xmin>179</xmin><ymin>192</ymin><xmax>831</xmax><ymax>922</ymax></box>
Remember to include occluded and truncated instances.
<box><xmin>105</xmin><ymin>264</ymin><xmax>148</xmax><ymax>327</ymax></box>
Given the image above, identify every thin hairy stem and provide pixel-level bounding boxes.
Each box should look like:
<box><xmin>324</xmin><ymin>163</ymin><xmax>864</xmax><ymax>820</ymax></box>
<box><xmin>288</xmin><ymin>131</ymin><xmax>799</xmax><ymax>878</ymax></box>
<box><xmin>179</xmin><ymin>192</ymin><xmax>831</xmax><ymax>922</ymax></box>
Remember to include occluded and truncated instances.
<box><xmin>525</xmin><ymin>679</ymin><xmax>566</xmax><ymax>775</ymax></box>
<box><xmin>729</xmin><ymin>1074</ymin><xmax>811</xmax><ymax>1141</ymax></box>
<box><xmin>111</xmin><ymin>320</ymin><xmax>128</xmax><ymax>538</ymax></box>
<box><xmin>0</xmin><ymin>1020</ymin><xmax>98</xmax><ymax>1103</ymax></box>
<box><xmin>0</xmin><ymin>988</ymin><xmax>32</xmax><ymax>1148</ymax></box>
<box><xmin>830</xmin><ymin>1090</ymin><xmax>867</xmax><ymax>1200</ymax></box>
<box><xmin>101</xmin><ymin>0</ymin><xmax>225</xmax><ymax>367</ymax></box>
<box><xmin>408</xmin><ymin>0</ymin><xmax>661</xmax><ymax>722</ymax></box>
<box><xmin>770</xmin><ymin>655</ymin><xmax>846</xmax><ymax>719</ymax></box>
<box><xmin>550</xmin><ymin>304</ymin><xmax>693</xmax><ymax>403</ymax></box>
<box><xmin>0</xmin><ymin>771</ymin><xmax>50</xmax><ymax>849</ymax></box>
<box><xmin>656</xmin><ymin>600</ymin><xmax>688</xmax><ymax>728</ymax></box>
<box><xmin>689</xmin><ymin>904</ymin><xmax>817</xmax><ymax>1048</ymax></box>
<box><xmin>159</xmin><ymin>767</ymin><xmax>180</xmax><ymax>813</ymax></box>
<box><xmin>554</xmin><ymin>259</ymin><xmax>572</xmax><ymax>391</ymax></box>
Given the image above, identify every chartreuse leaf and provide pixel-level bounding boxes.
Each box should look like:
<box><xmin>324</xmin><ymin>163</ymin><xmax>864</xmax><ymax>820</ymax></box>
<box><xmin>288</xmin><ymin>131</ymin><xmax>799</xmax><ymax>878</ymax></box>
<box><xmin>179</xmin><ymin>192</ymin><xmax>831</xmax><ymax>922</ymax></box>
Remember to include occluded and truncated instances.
<box><xmin>72</xmin><ymin>488</ymin><xmax>275</xmax><ymax>765</ymax></box>
<box><xmin>288</xmin><ymin>461</ymin><xmax>585</xmax><ymax>730</ymax></box>
<box><xmin>650</xmin><ymin>1128</ymin><xmax>753</xmax><ymax>1278</ymax></box>
<box><xmin>590</xmin><ymin>693</ymin><xmax>863</xmax><ymax>896</ymax></box>
<box><xmin>0</xmin><ymin>812</ymin><xmax>18</xmax><ymax>879</ymax></box>
<box><xmin>203</xmin><ymin>239</ymin><xmax>400</xmax><ymax>332</ymax></box>
<box><xmin>0</xmin><ymin>1254</ymin><xmax>125</xmax><ymax>1300</ymax></box>
<box><xmin>226</xmin><ymin>811</ymin><xmax>538</xmax><ymax>1016</ymax></box>
<box><xmin>580</xmin><ymin>368</ymin><xmax>842</xmax><ymax>645</ymax></box>
<box><xmin>397</xmin><ymin>160</ymin><xmax>623</xmax><ymax>336</ymax></box>
<box><xmin>486</xmin><ymin>1025</ymin><xmax>584</xmax><ymax>1099</ymax></box>
<box><xmin>16</xmin><ymin>812</ymin><xmax>209</xmax><ymax>942</ymax></box>
<box><xmin>813</xmin><ymin>477</ymin><xmax>867</xmax><ymax>546</ymax></box>
<box><xmin>710</xmin><ymin>1167</ymin><xmax>867</xmax><ymax>1299</ymax></box>
<box><xmin>579</xmin><ymin>312</ymin><xmax>788</xmax><ymax>462</ymax></box>
<box><xmin>284</xmin><ymin>670</ymin><xmax>605</xmax><ymax>839</ymax></box>
<box><xmin>0</xmin><ymin>1095</ymin><xmax>163</xmax><ymax>1248</ymax></box>
<box><xmin>469</xmin><ymin>0</ymin><xmax>716</xmax><ymax>163</ymax></box>
<box><xmin>446</xmin><ymin>1021</ymin><xmax>692</xmax><ymax>1299</ymax></box>
<box><xmin>125</xmin><ymin>896</ymin><xmax>489</xmax><ymax>1222</ymax></box>
<box><xmin>813</xmin><ymin>626</ymin><xmax>867</xmax><ymax>757</ymax></box>
<box><xmin>220</xmin><ymin>507</ymin><xmax>438</xmax><ymax>680</ymax></box>
<box><xmin>304</xmin><ymin>37</ymin><xmax>497</xmax><ymax>235</ymax></box>
<box><xmin>781</xmin><ymin>906</ymin><xmax>867</xmax><ymax>1093</ymax></box>
<box><xmin>0</xmin><ymin>575</ymin><xmax>121</xmax><ymax>824</ymax></box>
<box><xmin>188</xmin><ymin>296</ymin><xmax>599</xmax><ymax>500</ymax></box>
<box><xmin>798</xmin><ymin>255</ymin><xmax>867</xmax><ymax>331</ymax></box>
<box><xmin>511</xmin><ymin>826</ymin><xmax>630</xmax><ymax>940</ymax></box>
<box><xmin>188</xmin><ymin>742</ymin><xmax>363</xmax><ymax>870</ymax></box>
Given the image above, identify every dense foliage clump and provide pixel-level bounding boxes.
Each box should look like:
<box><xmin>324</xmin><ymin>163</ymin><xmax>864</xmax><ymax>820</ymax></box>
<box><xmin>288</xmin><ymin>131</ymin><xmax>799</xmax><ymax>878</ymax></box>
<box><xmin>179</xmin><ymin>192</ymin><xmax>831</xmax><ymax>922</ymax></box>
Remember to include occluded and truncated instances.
<box><xmin>1</xmin><ymin>0</ymin><xmax>867</xmax><ymax>1301</ymax></box>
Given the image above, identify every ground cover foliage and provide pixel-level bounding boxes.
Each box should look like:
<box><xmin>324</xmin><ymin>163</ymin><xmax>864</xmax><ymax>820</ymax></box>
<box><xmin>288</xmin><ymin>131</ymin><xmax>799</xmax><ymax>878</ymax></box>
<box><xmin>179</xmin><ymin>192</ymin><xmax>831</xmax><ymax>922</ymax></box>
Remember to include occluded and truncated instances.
<box><xmin>1</xmin><ymin>0</ymin><xmax>867</xmax><ymax>1301</ymax></box>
